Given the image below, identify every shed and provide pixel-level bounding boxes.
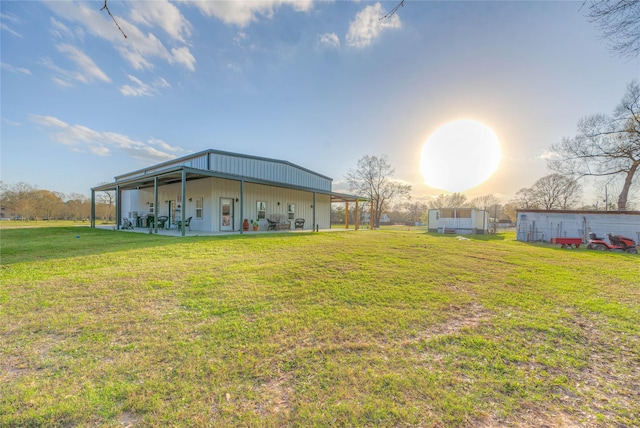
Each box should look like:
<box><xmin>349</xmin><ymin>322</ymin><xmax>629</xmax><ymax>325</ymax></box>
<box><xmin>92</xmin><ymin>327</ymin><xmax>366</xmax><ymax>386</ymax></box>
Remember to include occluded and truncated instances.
<box><xmin>90</xmin><ymin>149</ymin><xmax>368</xmax><ymax>235</ymax></box>
<box><xmin>515</xmin><ymin>209</ymin><xmax>640</xmax><ymax>243</ymax></box>
<box><xmin>427</xmin><ymin>208</ymin><xmax>489</xmax><ymax>234</ymax></box>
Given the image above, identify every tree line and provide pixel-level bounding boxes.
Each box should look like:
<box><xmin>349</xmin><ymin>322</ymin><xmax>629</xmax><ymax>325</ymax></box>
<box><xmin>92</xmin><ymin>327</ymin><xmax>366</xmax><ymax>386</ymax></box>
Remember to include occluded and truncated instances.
<box><xmin>0</xmin><ymin>182</ymin><xmax>114</xmax><ymax>222</ymax></box>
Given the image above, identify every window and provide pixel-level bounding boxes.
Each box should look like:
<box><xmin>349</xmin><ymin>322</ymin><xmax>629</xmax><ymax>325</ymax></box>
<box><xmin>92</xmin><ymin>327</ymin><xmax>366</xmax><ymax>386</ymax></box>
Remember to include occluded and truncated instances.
<box><xmin>257</xmin><ymin>201</ymin><xmax>266</xmax><ymax>219</ymax></box>
<box><xmin>149</xmin><ymin>202</ymin><xmax>154</xmax><ymax>213</ymax></box>
<box><xmin>195</xmin><ymin>197</ymin><xmax>203</xmax><ymax>219</ymax></box>
<box><xmin>288</xmin><ymin>203</ymin><xmax>295</xmax><ymax>220</ymax></box>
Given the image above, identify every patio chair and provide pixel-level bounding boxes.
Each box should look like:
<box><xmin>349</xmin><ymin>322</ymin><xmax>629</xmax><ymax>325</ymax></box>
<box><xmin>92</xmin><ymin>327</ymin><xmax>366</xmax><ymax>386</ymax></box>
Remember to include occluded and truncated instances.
<box><xmin>157</xmin><ymin>216</ymin><xmax>169</xmax><ymax>229</ymax></box>
<box><xmin>177</xmin><ymin>216</ymin><xmax>192</xmax><ymax>231</ymax></box>
<box><xmin>267</xmin><ymin>218</ymin><xmax>278</xmax><ymax>230</ymax></box>
<box><xmin>122</xmin><ymin>218</ymin><xmax>134</xmax><ymax>230</ymax></box>
<box><xmin>294</xmin><ymin>218</ymin><xmax>305</xmax><ymax>229</ymax></box>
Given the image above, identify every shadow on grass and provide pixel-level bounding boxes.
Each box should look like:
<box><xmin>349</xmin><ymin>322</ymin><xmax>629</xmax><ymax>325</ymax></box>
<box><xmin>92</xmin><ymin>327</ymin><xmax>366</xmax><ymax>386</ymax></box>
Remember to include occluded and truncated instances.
<box><xmin>0</xmin><ymin>226</ymin><xmax>289</xmax><ymax>265</ymax></box>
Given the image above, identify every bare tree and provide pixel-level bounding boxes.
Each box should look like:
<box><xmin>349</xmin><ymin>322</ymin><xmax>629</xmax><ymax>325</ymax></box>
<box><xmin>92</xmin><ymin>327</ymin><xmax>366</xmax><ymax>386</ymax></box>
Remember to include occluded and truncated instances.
<box><xmin>509</xmin><ymin>174</ymin><xmax>582</xmax><ymax>211</ymax></box>
<box><xmin>502</xmin><ymin>202</ymin><xmax>519</xmax><ymax>223</ymax></box>
<box><xmin>402</xmin><ymin>201</ymin><xmax>428</xmax><ymax>223</ymax></box>
<box><xmin>469</xmin><ymin>194</ymin><xmax>501</xmax><ymax>211</ymax></box>
<box><xmin>549</xmin><ymin>80</ymin><xmax>640</xmax><ymax>210</ymax></box>
<box><xmin>428</xmin><ymin>193</ymin><xmax>469</xmax><ymax>209</ymax></box>
<box><xmin>586</xmin><ymin>0</ymin><xmax>640</xmax><ymax>58</ymax></box>
<box><xmin>531</xmin><ymin>174</ymin><xmax>582</xmax><ymax>210</ymax></box>
<box><xmin>511</xmin><ymin>187</ymin><xmax>538</xmax><ymax>209</ymax></box>
<box><xmin>96</xmin><ymin>189</ymin><xmax>115</xmax><ymax>221</ymax></box>
<box><xmin>346</xmin><ymin>155</ymin><xmax>411</xmax><ymax>228</ymax></box>
<box><xmin>65</xmin><ymin>193</ymin><xmax>91</xmax><ymax>221</ymax></box>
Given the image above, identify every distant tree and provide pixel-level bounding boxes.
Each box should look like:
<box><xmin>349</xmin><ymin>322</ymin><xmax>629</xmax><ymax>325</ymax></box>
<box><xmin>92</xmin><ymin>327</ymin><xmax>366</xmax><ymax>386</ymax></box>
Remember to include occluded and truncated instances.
<box><xmin>509</xmin><ymin>174</ymin><xmax>582</xmax><ymax>211</ymax></box>
<box><xmin>402</xmin><ymin>201</ymin><xmax>428</xmax><ymax>223</ymax></box>
<box><xmin>331</xmin><ymin>205</ymin><xmax>346</xmax><ymax>224</ymax></box>
<box><xmin>66</xmin><ymin>193</ymin><xmax>91</xmax><ymax>220</ymax></box>
<box><xmin>96</xmin><ymin>189</ymin><xmax>115</xmax><ymax>221</ymax></box>
<box><xmin>34</xmin><ymin>190</ymin><xmax>65</xmax><ymax>219</ymax></box>
<box><xmin>346</xmin><ymin>155</ymin><xmax>411</xmax><ymax>228</ymax></box>
<box><xmin>428</xmin><ymin>193</ymin><xmax>468</xmax><ymax>209</ymax></box>
<box><xmin>532</xmin><ymin>174</ymin><xmax>582</xmax><ymax>210</ymax></box>
<box><xmin>586</xmin><ymin>0</ymin><xmax>640</xmax><ymax>58</ymax></box>
<box><xmin>1</xmin><ymin>182</ymin><xmax>38</xmax><ymax>220</ymax></box>
<box><xmin>502</xmin><ymin>202</ymin><xmax>519</xmax><ymax>223</ymax></box>
<box><xmin>549</xmin><ymin>81</ymin><xmax>640</xmax><ymax>210</ymax></box>
<box><xmin>511</xmin><ymin>187</ymin><xmax>538</xmax><ymax>209</ymax></box>
<box><xmin>469</xmin><ymin>194</ymin><xmax>500</xmax><ymax>211</ymax></box>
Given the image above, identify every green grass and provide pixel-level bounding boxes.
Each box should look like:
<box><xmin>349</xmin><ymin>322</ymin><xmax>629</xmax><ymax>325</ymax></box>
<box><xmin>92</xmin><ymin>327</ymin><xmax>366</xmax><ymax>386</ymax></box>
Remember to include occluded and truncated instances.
<box><xmin>1</xmin><ymin>227</ymin><xmax>638</xmax><ymax>426</ymax></box>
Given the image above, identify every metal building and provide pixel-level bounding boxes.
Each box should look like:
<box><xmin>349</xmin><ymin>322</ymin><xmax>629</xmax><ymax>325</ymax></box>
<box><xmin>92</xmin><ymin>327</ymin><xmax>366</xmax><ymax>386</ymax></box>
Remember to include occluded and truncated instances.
<box><xmin>90</xmin><ymin>149</ymin><xmax>368</xmax><ymax>235</ymax></box>
<box><xmin>515</xmin><ymin>209</ymin><xmax>640</xmax><ymax>244</ymax></box>
<box><xmin>427</xmin><ymin>208</ymin><xmax>489</xmax><ymax>234</ymax></box>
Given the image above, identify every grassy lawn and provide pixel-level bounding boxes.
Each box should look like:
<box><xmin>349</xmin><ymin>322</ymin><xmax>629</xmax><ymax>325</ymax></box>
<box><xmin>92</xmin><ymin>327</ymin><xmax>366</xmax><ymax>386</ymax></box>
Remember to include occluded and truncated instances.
<box><xmin>1</xmin><ymin>227</ymin><xmax>638</xmax><ymax>426</ymax></box>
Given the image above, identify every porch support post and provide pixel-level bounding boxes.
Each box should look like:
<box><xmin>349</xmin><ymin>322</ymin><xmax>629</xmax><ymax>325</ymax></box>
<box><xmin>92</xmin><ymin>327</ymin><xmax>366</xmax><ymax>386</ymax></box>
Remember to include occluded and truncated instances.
<box><xmin>355</xmin><ymin>200</ymin><xmax>359</xmax><ymax>231</ymax></box>
<box><xmin>154</xmin><ymin>177</ymin><xmax>159</xmax><ymax>234</ymax></box>
<box><xmin>313</xmin><ymin>192</ymin><xmax>317</xmax><ymax>231</ymax></box>
<box><xmin>345</xmin><ymin>201</ymin><xmax>349</xmax><ymax>229</ymax></box>
<box><xmin>181</xmin><ymin>169</ymin><xmax>186</xmax><ymax>237</ymax></box>
<box><xmin>90</xmin><ymin>189</ymin><xmax>96</xmax><ymax>228</ymax></box>
<box><xmin>115</xmin><ymin>185</ymin><xmax>121</xmax><ymax>230</ymax></box>
<box><xmin>240</xmin><ymin>180</ymin><xmax>245</xmax><ymax>234</ymax></box>
<box><xmin>370</xmin><ymin>200</ymin><xmax>374</xmax><ymax>229</ymax></box>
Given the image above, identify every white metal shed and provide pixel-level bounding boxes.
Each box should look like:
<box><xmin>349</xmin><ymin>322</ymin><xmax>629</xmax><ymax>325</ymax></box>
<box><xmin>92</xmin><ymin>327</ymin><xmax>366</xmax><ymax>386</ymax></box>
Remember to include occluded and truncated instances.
<box><xmin>515</xmin><ymin>209</ymin><xmax>640</xmax><ymax>244</ymax></box>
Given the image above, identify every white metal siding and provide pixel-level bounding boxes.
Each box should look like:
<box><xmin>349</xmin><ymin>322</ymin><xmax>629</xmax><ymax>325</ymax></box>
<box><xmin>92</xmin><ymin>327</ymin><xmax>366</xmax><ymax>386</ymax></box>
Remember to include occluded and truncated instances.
<box><xmin>120</xmin><ymin>176</ymin><xmax>332</xmax><ymax>233</ymax></box>
<box><xmin>516</xmin><ymin>211</ymin><xmax>640</xmax><ymax>243</ymax></box>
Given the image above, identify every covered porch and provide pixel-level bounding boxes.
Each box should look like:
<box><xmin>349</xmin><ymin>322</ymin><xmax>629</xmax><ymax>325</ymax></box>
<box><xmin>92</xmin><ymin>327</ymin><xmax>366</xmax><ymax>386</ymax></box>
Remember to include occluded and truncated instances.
<box><xmin>91</xmin><ymin>166</ymin><xmax>368</xmax><ymax>236</ymax></box>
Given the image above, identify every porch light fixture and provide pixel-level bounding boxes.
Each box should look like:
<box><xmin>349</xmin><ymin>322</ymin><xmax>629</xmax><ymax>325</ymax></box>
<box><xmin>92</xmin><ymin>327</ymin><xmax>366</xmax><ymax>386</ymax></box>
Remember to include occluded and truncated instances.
<box><xmin>188</xmin><ymin>198</ymin><xmax>193</xmax><ymax>202</ymax></box>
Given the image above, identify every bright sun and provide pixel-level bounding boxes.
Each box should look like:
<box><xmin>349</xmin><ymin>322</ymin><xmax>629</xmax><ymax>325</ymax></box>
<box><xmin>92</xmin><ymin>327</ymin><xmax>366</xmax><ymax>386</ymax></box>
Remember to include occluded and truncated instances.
<box><xmin>420</xmin><ymin>119</ymin><xmax>502</xmax><ymax>192</ymax></box>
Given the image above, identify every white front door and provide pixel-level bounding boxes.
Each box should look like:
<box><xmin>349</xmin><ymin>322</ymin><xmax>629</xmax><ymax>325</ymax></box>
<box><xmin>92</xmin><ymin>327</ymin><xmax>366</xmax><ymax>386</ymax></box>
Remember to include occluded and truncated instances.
<box><xmin>220</xmin><ymin>198</ymin><xmax>233</xmax><ymax>231</ymax></box>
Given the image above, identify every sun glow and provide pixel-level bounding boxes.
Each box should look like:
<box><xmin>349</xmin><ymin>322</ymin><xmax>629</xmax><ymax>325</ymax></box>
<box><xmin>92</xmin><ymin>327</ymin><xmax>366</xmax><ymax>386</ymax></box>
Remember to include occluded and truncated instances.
<box><xmin>420</xmin><ymin>120</ymin><xmax>501</xmax><ymax>192</ymax></box>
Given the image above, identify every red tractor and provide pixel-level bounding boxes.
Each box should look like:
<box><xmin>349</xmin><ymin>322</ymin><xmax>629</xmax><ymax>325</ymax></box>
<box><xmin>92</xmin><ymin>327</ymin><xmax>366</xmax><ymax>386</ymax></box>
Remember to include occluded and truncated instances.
<box><xmin>586</xmin><ymin>232</ymin><xmax>638</xmax><ymax>254</ymax></box>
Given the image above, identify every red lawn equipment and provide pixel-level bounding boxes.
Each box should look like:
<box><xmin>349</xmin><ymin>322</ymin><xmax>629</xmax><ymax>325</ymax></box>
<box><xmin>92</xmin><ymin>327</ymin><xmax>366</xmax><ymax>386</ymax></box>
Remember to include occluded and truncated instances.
<box><xmin>586</xmin><ymin>232</ymin><xmax>638</xmax><ymax>254</ymax></box>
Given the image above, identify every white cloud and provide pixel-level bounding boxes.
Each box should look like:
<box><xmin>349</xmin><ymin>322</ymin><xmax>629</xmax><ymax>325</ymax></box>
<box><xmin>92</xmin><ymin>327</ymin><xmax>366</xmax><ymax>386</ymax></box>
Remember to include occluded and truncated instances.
<box><xmin>182</xmin><ymin>0</ymin><xmax>313</xmax><ymax>27</ymax></box>
<box><xmin>46</xmin><ymin>1</ymin><xmax>196</xmax><ymax>72</ymax></box>
<box><xmin>346</xmin><ymin>3</ymin><xmax>401</xmax><ymax>48</ymax></box>
<box><xmin>1</xmin><ymin>12</ymin><xmax>23</xmax><ymax>38</ymax></box>
<box><xmin>1</xmin><ymin>62</ymin><xmax>32</xmax><ymax>75</ymax></box>
<box><xmin>120</xmin><ymin>74</ymin><xmax>172</xmax><ymax>97</ymax></box>
<box><xmin>50</xmin><ymin>17</ymin><xmax>75</xmax><ymax>40</ymax></box>
<box><xmin>30</xmin><ymin>114</ymin><xmax>184</xmax><ymax>162</ymax></box>
<box><xmin>56</xmin><ymin>44</ymin><xmax>111</xmax><ymax>83</ymax></box>
<box><xmin>319</xmin><ymin>32</ymin><xmax>340</xmax><ymax>49</ymax></box>
<box><xmin>171</xmin><ymin>46</ymin><xmax>196</xmax><ymax>71</ymax></box>
<box><xmin>539</xmin><ymin>150</ymin><xmax>560</xmax><ymax>161</ymax></box>
<box><xmin>129</xmin><ymin>1</ymin><xmax>191</xmax><ymax>43</ymax></box>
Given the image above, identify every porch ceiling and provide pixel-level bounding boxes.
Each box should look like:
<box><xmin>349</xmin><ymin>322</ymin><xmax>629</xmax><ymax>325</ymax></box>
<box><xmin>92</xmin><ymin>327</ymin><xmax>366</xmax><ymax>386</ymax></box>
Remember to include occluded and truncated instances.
<box><xmin>91</xmin><ymin>167</ymin><xmax>211</xmax><ymax>192</ymax></box>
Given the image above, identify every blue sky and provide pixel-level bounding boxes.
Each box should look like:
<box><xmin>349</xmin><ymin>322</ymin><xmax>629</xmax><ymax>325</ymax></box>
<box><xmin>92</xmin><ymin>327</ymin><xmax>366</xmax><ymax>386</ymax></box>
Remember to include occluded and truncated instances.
<box><xmin>1</xmin><ymin>0</ymin><xmax>638</xmax><ymax>204</ymax></box>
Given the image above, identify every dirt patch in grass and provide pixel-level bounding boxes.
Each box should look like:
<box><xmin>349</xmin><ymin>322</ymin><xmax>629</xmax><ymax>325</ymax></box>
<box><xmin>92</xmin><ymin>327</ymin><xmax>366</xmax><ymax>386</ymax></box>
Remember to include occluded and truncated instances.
<box><xmin>412</xmin><ymin>302</ymin><xmax>490</xmax><ymax>343</ymax></box>
<box><xmin>256</xmin><ymin>373</ymin><xmax>294</xmax><ymax>417</ymax></box>
<box><xmin>117</xmin><ymin>410</ymin><xmax>141</xmax><ymax>427</ymax></box>
<box><xmin>476</xmin><ymin>410</ymin><xmax>582</xmax><ymax>427</ymax></box>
